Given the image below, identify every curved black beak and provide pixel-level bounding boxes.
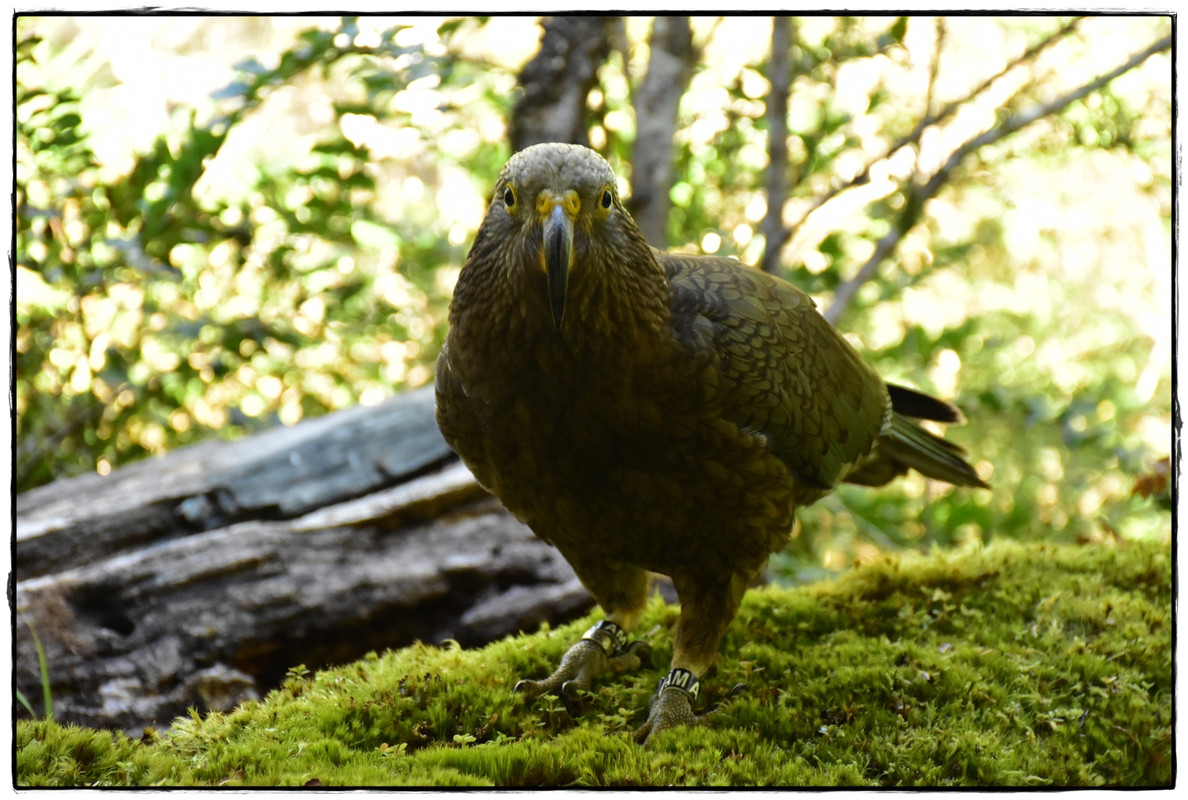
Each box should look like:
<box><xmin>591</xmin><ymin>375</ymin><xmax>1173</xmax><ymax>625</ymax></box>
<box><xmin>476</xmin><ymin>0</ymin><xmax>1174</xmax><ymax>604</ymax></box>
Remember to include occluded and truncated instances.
<box><xmin>542</xmin><ymin>203</ymin><xmax>573</xmax><ymax>331</ymax></box>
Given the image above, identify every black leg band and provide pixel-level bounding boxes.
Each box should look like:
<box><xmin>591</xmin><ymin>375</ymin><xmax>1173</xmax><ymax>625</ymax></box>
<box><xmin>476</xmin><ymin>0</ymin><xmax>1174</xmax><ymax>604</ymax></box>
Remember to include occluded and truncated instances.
<box><xmin>581</xmin><ymin>620</ymin><xmax>629</xmax><ymax>656</ymax></box>
<box><xmin>657</xmin><ymin>668</ymin><xmax>700</xmax><ymax>702</ymax></box>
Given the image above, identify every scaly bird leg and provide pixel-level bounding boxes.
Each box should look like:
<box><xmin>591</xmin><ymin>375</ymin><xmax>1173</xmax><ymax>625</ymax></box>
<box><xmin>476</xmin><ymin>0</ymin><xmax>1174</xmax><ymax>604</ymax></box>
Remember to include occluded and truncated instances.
<box><xmin>635</xmin><ymin>568</ymin><xmax>752</xmax><ymax>744</ymax></box>
<box><xmin>515</xmin><ymin>558</ymin><xmax>651</xmax><ymax>716</ymax></box>
<box><xmin>635</xmin><ymin>669</ymin><xmax>748</xmax><ymax>743</ymax></box>
<box><xmin>514</xmin><ymin>620</ymin><xmax>652</xmax><ymax>714</ymax></box>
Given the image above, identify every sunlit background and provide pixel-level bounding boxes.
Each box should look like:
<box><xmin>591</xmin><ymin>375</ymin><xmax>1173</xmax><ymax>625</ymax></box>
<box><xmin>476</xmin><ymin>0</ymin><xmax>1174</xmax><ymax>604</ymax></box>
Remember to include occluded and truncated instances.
<box><xmin>15</xmin><ymin>15</ymin><xmax>1172</xmax><ymax>578</ymax></box>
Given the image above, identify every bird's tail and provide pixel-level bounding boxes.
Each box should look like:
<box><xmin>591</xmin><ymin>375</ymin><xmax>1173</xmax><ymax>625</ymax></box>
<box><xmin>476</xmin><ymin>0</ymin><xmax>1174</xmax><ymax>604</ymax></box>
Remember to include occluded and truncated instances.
<box><xmin>844</xmin><ymin>383</ymin><xmax>989</xmax><ymax>489</ymax></box>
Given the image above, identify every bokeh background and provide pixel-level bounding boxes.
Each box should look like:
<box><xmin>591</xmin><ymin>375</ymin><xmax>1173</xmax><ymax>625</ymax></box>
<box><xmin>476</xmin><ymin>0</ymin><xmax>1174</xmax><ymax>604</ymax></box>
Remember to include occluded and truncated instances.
<box><xmin>14</xmin><ymin>15</ymin><xmax>1173</xmax><ymax>581</ymax></box>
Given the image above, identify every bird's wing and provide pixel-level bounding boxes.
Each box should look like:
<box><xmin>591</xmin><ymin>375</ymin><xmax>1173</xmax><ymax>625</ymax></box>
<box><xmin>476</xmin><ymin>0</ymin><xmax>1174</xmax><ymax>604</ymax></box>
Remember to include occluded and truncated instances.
<box><xmin>660</xmin><ymin>250</ymin><xmax>891</xmax><ymax>489</ymax></box>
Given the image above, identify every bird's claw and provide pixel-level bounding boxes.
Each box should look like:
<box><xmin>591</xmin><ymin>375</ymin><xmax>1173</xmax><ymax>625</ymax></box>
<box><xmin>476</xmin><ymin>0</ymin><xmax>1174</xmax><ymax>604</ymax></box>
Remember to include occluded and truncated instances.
<box><xmin>708</xmin><ymin>681</ymin><xmax>748</xmax><ymax>713</ymax></box>
<box><xmin>634</xmin><ymin>668</ymin><xmax>700</xmax><ymax>744</ymax></box>
<box><xmin>515</xmin><ymin>621</ymin><xmax>650</xmax><ymax>716</ymax></box>
<box><xmin>634</xmin><ymin>674</ymin><xmax>747</xmax><ymax>745</ymax></box>
<box><xmin>513</xmin><ymin>673</ymin><xmax>592</xmax><ymax>715</ymax></box>
<box><xmin>613</xmin><ymin>640</ymin><xmax>653</xmax><ymax>672</ymax></box>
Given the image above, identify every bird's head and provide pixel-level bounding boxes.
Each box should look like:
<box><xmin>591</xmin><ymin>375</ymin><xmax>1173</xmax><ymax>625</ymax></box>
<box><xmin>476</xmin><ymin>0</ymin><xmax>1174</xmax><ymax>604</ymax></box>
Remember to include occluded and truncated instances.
<box><xmin>474</xmin><ymin>142</ymin><xmax>647</xmax><ymax>332</ymax></box>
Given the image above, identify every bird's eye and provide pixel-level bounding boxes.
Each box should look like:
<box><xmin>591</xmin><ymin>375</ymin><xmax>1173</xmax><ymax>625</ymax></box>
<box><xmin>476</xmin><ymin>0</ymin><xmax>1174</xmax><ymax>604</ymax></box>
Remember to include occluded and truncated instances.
<box><xmin>600</xmin><ymin>189</ymin><xmax>613</xmax><ymax>210</ymax></box>
<box><xmin>503</xmin><ymin>186</ymin><xmax>516</xmax><ymax>208</ymax></box>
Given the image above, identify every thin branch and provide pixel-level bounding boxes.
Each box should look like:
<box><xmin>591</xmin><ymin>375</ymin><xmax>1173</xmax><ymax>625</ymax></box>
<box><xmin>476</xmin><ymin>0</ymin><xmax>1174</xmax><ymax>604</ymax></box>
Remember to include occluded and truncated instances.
<box><xmin>917</xmin><ymin>17</ymin><xmax>945</xmax><ymax>174</ymax></box>
<box><xmin>823</xmin><ymin>165</ymin><xmax>944</xmax><ymax>326</ymax></box>
<box><xmin>823</xmin><ymin>32</ymin><xmax>1171</xmax><ymax>326</ymax></box>
<box><xmin>942</xmin><ymin>32</ymin><xmax>1171</xmax><ymax>167</ymax></box>
<box><xmin>759</xmin><ymin>16</ymin><xmax>793</xmax><ymax>274</ymax></box>
<box><xmin>792</xmin><ymin>17</ymin><xmax>1084</xmax><ymax>242</ymax></box>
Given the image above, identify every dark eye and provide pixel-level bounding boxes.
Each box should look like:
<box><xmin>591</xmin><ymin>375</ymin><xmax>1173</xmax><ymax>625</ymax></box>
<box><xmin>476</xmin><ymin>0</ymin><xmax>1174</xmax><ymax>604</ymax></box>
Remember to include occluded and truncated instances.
<box><xmin>503</xmin><ymin>186</ymin><xmax>516</xmax><ymax>207</ymax></box>
<box><xmin>601</xmin><ymin>189</ymin><xmax>613</xmax><ymax>209</ymax></box>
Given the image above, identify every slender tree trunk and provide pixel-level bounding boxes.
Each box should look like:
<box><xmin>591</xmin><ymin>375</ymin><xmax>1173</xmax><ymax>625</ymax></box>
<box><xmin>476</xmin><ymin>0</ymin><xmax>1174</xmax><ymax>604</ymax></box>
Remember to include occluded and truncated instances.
<box><xmin>759</xmin><ymin>16</ymin><xmax>793</xmax><ymax>274</ymax></box>
<box><xmin>630</xmin><ymin>16</ymin><xmax>696</xmax><ymax>247</ymax></box>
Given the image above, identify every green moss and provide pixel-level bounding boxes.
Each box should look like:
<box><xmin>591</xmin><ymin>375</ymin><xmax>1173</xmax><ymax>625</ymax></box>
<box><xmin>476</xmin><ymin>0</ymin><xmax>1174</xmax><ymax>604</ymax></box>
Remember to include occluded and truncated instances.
<box><xmin>16</xmin><ymin>539</ymin><xmax>1172</xmax><ymax>787</ymax></box>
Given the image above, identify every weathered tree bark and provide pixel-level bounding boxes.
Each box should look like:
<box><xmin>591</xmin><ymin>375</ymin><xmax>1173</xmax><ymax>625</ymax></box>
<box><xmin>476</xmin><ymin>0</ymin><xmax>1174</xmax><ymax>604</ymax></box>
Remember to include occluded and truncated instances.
<box><xmin>509</xmin><ymin>16</ymin><xmax>619</xmax><ymax>151</ymax></box>
<box><xmin>14</xmin><ymin>387</ymin><xmax>593</xmax><ymax>735</ymax></box>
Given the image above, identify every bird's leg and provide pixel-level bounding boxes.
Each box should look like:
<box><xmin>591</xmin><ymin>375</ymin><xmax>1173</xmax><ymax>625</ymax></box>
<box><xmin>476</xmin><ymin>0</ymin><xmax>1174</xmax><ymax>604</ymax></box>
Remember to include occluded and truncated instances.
<box><xmin>513</xmin><ymin>619</ymin><xmax>651</xmax><ymax>714</ymax></box>
<box><xmin>634</xmin><ymin>568</ymin><xmax>751</xmax><ymax>744</ymax></box>
<box><xmin>514</xmin><ymin>559</ymin><xmax>651</xmax><ymax>715</ymax></box>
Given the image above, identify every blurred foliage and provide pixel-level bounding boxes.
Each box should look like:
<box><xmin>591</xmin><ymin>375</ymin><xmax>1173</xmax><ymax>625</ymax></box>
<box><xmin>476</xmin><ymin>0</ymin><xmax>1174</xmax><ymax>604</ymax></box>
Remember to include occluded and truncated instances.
<box><xmin>15</xmin><ymin>16</ymin><xmax>1172</xmax><ymax>577</ymax></box>
<box><xmin>15</xmin><ymin>16</ymin><xmax>512</xmax><ymax>488</ymax></box>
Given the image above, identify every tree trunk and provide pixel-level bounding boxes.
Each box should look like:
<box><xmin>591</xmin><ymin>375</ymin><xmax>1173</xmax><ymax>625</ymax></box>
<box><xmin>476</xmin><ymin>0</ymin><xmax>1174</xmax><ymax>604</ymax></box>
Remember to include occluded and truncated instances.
<box><xmin>629</xmin><ymin>16</ymin><xmax>696</xmax><ymax>247</ymax></box>
<box><xmin>14</xmin><ymin>387</ymin><xmax>593</xmax><ymax>735</ymax></box>
<box><xmin>509</xmin><ymin>16</ymin><xmax>618</xmax><ymax>151</ymax></box>
<box><xmin>759</xmin><ymin>16</ymin><xmax>793</xmax><ymax>274</ymax></box>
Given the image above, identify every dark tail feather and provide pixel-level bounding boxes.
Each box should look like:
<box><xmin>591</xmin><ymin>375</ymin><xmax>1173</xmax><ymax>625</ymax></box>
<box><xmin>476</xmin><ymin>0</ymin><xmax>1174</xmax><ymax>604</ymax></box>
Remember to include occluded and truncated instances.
<box><xmin>887</xmin><ymin>383</ymin><xmax>965</xmax><ymax>424</ymax></box>
<box><xmin>877</xmin><ymin>414</ymin><xmax>989</xmax><ymax>488</ymax></box>
<box><xmin>845</xmin><ymin>395</ymin><xmax>989</xmax><ymax>489</ymax></box>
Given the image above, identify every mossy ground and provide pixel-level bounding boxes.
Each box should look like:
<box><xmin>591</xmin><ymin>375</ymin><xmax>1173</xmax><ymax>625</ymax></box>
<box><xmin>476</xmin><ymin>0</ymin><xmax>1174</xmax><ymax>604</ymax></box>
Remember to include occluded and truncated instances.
<box><xmin>16</xmin><ymin>539</ymin><xmax>1173</xmax><ymax>787</ymax></box>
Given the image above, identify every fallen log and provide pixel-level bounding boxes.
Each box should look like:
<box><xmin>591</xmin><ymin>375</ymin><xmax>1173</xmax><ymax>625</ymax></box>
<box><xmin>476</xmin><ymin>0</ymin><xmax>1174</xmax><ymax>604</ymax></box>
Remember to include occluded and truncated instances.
<box><xmin>14</xmin><ymin>386</ymin><xmax>592</xmax><ymax>735</ymax></box>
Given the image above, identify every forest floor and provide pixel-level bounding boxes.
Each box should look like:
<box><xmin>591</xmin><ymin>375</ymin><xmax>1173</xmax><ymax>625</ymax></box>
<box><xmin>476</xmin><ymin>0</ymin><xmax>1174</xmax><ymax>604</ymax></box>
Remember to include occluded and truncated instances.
<box><xmin>16</xmin><ymin>537</ymin><xmax>1172</xmax><ymax>787</ymax></box>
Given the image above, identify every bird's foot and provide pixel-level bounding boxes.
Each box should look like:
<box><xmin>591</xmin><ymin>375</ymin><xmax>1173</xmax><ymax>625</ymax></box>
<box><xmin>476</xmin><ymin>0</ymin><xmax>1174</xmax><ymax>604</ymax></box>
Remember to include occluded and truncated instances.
<box><xmin>634</xmin><ymin>668</ymin><xmax>700</xmax><ymax>744</ymax></box>
<box><xmin>634</xmin><ymin>671</ymin><xmax>747</xmax><ymax>745</ymax></box>
<box><xmin>515</xmin><ymin>620</ymin><xmax>651</xmax><ymax>716</ymax></box>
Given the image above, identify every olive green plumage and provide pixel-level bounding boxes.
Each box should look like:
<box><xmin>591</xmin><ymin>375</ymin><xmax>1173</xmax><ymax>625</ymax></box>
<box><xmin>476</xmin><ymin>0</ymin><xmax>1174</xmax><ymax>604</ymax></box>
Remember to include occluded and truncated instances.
<box><xmin>435</xmin><ymin>142</ymin><xmax>987</xmax><ymax>743</ymax></box>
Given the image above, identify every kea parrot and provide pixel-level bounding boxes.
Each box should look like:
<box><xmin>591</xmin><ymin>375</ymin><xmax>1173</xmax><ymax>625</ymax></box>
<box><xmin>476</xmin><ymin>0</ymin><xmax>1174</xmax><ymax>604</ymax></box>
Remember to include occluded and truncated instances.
<box><xmin>435</xmin><ymin>142</ymin><xmax>987</xmax><ymax>744</ymax></box>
